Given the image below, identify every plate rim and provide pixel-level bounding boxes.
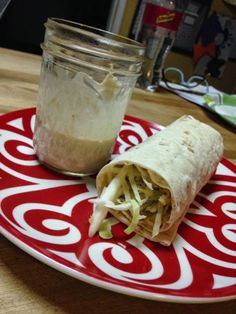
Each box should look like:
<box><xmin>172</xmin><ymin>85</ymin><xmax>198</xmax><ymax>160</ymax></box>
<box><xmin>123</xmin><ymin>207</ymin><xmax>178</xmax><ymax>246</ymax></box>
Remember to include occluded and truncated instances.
<box><xmin>1</xmin><ymin>226</ymin><xmax>236</xmax><ymax>304</ymax></box>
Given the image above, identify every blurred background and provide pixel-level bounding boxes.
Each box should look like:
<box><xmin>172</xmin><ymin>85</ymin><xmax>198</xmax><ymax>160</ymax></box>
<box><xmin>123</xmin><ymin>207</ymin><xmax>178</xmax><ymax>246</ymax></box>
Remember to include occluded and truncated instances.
<box><xmin>0</xmin><ymin>0</ymin><xmax>235</xmax><ymax>93</ymax></box>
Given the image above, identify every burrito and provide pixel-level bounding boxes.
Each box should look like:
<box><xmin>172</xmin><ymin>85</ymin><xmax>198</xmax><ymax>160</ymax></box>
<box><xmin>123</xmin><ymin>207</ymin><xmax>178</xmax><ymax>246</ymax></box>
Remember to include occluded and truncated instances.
<box><xmin>88</xmin><ymin>115</ymin><xmax>224</xmax><ymax>246</ymax></box>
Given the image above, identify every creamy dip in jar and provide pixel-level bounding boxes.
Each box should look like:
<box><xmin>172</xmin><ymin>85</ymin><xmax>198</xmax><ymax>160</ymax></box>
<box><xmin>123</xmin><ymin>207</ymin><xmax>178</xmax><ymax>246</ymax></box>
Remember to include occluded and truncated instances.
<box><xmin>34</xmin><ymin>18</ymin><xmax>144</xmax><ymax>176</ymax></box>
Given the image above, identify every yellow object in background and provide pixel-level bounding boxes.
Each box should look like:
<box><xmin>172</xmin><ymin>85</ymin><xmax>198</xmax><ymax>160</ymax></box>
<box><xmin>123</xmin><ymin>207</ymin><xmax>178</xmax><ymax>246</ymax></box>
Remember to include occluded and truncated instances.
<box><xmin>224</xmin><ymin>0</ymin><xmax>236</xmax><ymax>5</ymax></box>
<box><xmin>119</xmin><ymin>0</ymin><xmax>139</xmax><ymax>37</ymax></box>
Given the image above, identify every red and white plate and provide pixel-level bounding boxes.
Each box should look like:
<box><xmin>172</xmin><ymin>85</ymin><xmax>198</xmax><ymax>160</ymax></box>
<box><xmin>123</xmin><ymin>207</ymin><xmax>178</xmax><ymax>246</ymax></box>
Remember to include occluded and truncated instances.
<box><xmin>1</xmin><ymin>108</ymin><xmax>236</xmax><ymax>303</ymax></box>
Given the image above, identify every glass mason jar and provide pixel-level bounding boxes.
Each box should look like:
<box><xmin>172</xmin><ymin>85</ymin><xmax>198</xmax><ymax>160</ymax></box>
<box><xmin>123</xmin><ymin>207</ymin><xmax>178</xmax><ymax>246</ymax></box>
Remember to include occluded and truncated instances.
<box><xmin>33</xmin><ymin>18</ymin><xmax>144</xmax><ymax>176</ymax></box>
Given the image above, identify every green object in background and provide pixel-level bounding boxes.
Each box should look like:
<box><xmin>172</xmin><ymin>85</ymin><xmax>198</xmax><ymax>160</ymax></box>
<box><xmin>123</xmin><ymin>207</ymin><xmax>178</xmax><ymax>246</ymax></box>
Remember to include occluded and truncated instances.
<box><xmin>204</xmin><ymin>93</ymin><xmax>236</xmax><ymax>127</ymax></box>
<box><xmin>159</xmin><ymin>79</ymin><xmax>236</xmax><ymax>129</ymax></box>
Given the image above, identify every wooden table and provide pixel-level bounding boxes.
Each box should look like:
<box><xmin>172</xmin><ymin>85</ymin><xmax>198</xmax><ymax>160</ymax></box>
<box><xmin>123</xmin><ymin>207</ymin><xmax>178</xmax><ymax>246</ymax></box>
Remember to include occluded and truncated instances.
<box><xmin>0</xmin><ymin>48</ymin><xmax>235</xmax><ymax>313</ymax></box>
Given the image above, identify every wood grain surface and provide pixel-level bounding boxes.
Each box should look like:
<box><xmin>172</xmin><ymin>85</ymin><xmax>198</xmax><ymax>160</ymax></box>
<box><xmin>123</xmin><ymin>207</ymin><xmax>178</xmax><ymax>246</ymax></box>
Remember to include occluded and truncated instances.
<box><xmin>0</xmin><ymin>48</ymin><xmax>235</xmax><ymax>314</ymax></box>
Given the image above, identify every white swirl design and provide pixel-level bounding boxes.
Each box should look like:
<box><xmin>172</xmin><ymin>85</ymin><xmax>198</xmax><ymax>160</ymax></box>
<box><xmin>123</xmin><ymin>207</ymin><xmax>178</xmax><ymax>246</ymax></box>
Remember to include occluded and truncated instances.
<box><xmin>88</xmin><ymin>234</ymin><xmax>194</xmax><ymax>290</ymax></box>
<box><xmin>117</xmin><ymin>120</ymin><xmax>157</xmax><ymax>154</ymax></box>
<box><xmin>1</xmin><ymin>129</ymin><xmax>39</xmax><ymax>166</ymax></box>
<box><xmin>88</xmin><ymin>235</ymin><xmax>163</xmax><ymax>282</ymax></box>
<box><xmin>13</xmin><ymin>203</ymin><xmax>81</xmax><ymax>244</ymax></box>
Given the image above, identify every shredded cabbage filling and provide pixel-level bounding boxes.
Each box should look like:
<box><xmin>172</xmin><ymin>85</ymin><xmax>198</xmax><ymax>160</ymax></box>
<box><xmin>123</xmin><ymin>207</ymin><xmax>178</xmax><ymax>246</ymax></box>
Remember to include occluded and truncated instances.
<box><xmin>89</xmin><ymin>165</ymin><xmax>171</xmax><ymax>239</ymax></box>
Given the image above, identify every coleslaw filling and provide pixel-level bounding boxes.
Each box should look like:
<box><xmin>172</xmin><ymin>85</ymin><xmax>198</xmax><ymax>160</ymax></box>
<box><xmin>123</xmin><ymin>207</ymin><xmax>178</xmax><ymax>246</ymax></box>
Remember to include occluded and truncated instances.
<box><xmin>89</xmin><ymin>165</ymin><xmax>171</xmax><ymax>238</ymax></box>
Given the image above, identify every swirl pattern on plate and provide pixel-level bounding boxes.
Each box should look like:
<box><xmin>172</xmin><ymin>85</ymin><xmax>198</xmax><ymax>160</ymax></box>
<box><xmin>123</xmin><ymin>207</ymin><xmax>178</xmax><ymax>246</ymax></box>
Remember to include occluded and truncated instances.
<box><xmin>0</xmin><ymin>108</ymin><xmax>236</xmax><ymax>302</ymax></box>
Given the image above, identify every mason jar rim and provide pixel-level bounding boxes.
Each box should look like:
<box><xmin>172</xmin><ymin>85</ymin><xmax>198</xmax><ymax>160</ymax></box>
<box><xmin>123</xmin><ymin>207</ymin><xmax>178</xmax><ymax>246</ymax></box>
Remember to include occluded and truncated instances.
<box><xmin>46</xmin><ymin>17</ymin><xmax>145</xmax><ymax>56</ymax></box>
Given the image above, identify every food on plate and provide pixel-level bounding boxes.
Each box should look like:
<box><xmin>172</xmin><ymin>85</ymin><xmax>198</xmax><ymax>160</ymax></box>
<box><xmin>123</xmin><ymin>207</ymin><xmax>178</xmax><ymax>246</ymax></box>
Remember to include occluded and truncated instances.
<box><xmin>88</xmin><ymin>115</ymin><xmax>224</xmax><ymax>245</ymax></box>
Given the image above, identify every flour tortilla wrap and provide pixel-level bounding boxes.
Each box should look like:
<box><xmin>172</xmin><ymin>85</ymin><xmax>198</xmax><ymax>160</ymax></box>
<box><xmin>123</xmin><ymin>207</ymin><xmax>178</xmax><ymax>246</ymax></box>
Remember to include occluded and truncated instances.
<box><xmin>89</xmin><ymin>115</ymin><xmax>224</xmax><ymax>246</ymax></box>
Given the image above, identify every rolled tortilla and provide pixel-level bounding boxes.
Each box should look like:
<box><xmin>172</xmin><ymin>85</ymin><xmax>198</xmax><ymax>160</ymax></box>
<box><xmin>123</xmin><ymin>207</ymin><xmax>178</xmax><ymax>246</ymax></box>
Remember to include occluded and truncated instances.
<box><xmin>89</xmin><ymin>115</ymin><xmax>224</xmax><ymax>246</ymax></box>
